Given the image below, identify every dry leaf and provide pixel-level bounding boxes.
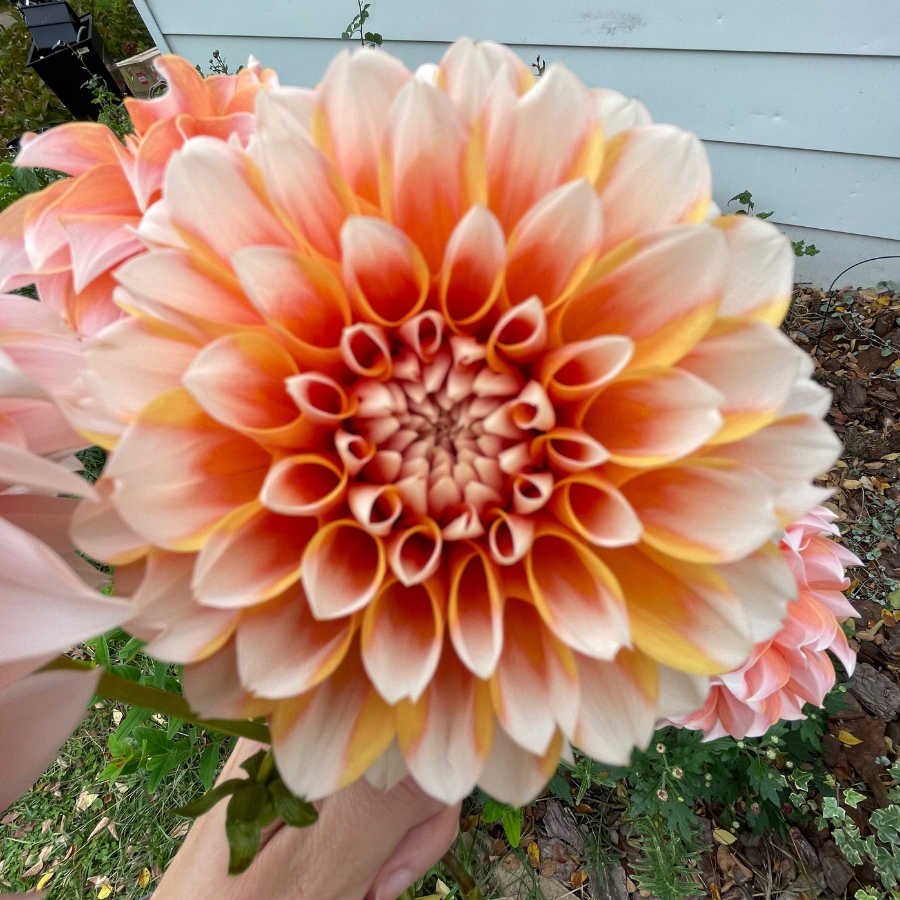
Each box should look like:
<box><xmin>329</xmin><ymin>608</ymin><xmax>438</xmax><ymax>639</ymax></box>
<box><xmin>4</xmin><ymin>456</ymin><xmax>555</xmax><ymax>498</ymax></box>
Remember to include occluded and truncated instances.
<box><xmin>1</xmin><ymin>812</ymin><xmax>20</xmax><ymax>825</ymax></box>
<box><xmin>838</xmin><ymin>730</ymin><xmax>863</xmax><ymax>745</ymax></box>
<box><xmin>88</xmin><ymin>817</ymin><xmax>110</xmax><ymax>842</ymax></box>
<box><xmin>138</xmin><ymin>868</ymin><xmax>151</xmax><ymax>889</ymax></box>
<box><xmin>75</xmin><ymin>791</ymin><xmax>98</xmax><ymax>813</ymax></box>
<box><xmin>111</xmin><ymin>709</ymin><xmax>123</xmax><ymax>726</ymax></box>
<box><xmin>713</xmin><ymin>828</ymin><xmax>737</xmax><ymax>845</ymax></box>
<box><xmin>434</xmin><ymin>879</ymin><xmax>450</xmax><ymax>898</ymax></box>
<box><xmin>526</xmin><ymin>841</ymin><xmax>540</xmax><ymax>867</ymax></box>
<box><xmin>36</xmin><ymin>872</ymin><xmax>53</xmax><ymax>890</ymax></box>
<box><xmin>842</xmin><ymin>479</ymin><xmax>863</xmax><ymax>490</ymax></box>
<box><xmin>625</xmin><ymin>876</ymin><xmax>637</xmax><ymax>892</ymax></box>
<box><xmin>501</xmin><ymin>853</ymin><xmax>521</xmax><ymax>872</ymax></box>
<box><xmin>23</xmin><ymin>860</ymin><xmax>43</xmax><ymax>878</ymax></box>
<box><xmin>98</xmin><ymin>886</ymin><xmax>112</xmax><ymax>899</ymax></box>
<box><xmin>571</xmin><ymin>870</ymin><xmax>588</xmax><ymax>888</ymax></box>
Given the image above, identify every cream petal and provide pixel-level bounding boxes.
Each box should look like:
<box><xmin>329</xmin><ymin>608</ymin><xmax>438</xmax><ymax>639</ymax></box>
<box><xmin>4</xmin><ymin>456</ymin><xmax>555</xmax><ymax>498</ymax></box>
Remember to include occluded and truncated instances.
<box><xmin>557</xmin><ymin>224</ymin><xmax>726</xmax><ymax>369</ymax></box>
<box><xmin>193</xmin><ymin>504</ymin><xmax>317</xmax><ymax>607</ymax></box>
<box><xmin>235</xmin><ymin>586</ymin><xmax>355</xmax><ymax>698</ymax></box>
<box><xmin>107</xmin><ymin>389</ymin><xmax>269</xmax><ymax>552</ymax></box>
<box><xmin>538</xmin><ymin>335</ymin><xmax>634</xmax><ymax>403</ymax></box>
<box><xmin>397</xmin><ymin>647</ymin><xmax>494</xmax><ymax>804</ymax></box>
<box><xmin>505</xmin><ymin>179</ymin><xmax>602</xmax><ymax>312</ymax></box>
<box><xmin>550</xmin><ymin>473</ymin><xmax>643</xmax><ymax>548</ymax></box>
<box><xmin>314</xmin><ymin>48</ymin><xmax>411</xmax><ymax>204</ymax></box>
<box><xmin>0</xmin><ymin>517</ymin><xmax>129</xmax><ymax>663</ymax></box>
<box><xmin>448</xmin><ymin>543</ymin><xmax>505</xmax><ymax>678</ymax></box>
<box><xmin>715</xmin><ymin>213</ymin><xmax>794</xmax><ymax>326</ymax></box>
<box><xmin>526</xmin><ymin>525</ymin><xmax>630</xmax><ymax>659</ymax></box>
<box><xmin>579</xmin><ymin>367</ymin><xmax>724</xmax><ymax>466</ymax></box>
<box><xmin>261</xmin><ymin>453</ymin><xmax>348</xmax><ymax>517</ymax></box>
<box><xmin>598</xmin><ymin>124</ymin><xmax>711</xmax><ymax>250</ymax></box>
<box><xmin>591</xmin><ymin>87</ymin><xmax>652</xmax><ymax>138</ymax></box>
<box><xmin>621</xmin><ymin>463</ymin><xmax>781</xmax><ymax>564</ymax></box>
<box><xmin>0</xmin><ymin>669</ymin><xmax>100</xmax><ymax>813</ymax></box>
<box><xmin>573</xmin><ymin>649</ymin><xmax>657</xmax><ymax>764</ymax></box>
<box><xmin>270</xmin><ymin>652</ymin><xmax>395</xmax><ymax>801</ymax></box>
<box><xmin>70</xmin><ymin>477</ymin><xmax>150</xmax><ymax>566</ymax></box>
<box><xmin>362</xmin><ymin>579</ymin><xmax>443</xmax><ymax>703</ymax></box>
<box><xmin>477</xmin><ymin>724</ymin><xmax>563</xmax><ymax>807</ymax></box>
<box><xmin>301</xmin><ymin>520</ymin><xmax>386</xmax><ymax>619</ymax></box>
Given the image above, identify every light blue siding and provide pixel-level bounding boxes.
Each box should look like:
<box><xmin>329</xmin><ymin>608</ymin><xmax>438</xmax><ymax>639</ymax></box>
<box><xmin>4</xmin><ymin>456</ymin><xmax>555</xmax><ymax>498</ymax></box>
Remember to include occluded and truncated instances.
<box><xmin>133</xmin><ymin>0</ymin><xmax>900</xmax><ymax>287</ymax></box>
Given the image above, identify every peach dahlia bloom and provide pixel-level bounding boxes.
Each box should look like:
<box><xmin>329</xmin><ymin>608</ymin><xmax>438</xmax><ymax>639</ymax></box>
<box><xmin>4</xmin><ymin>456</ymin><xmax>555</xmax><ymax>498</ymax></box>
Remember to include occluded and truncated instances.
<box><xmin>2</xmin><ymin>39</ymin><xmax>842</xmax><ymax>807</ymax></box>
<box><xmin>670</xmin><ymin>506</ymin><xmax>859</xmax><ymax>740</ymax></box>
<box><xmin>0</xmin><ymin>55</ymin><xmax>277</xmax><ymax>336</ymax></box>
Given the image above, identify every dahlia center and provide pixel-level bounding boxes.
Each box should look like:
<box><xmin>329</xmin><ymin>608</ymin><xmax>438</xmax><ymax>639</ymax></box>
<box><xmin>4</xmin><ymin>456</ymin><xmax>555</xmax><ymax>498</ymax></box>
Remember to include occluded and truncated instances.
<box><xmin>338</xmin><ymin>315</ymin><xmax>557</xmax><ymax>542</ymax></box>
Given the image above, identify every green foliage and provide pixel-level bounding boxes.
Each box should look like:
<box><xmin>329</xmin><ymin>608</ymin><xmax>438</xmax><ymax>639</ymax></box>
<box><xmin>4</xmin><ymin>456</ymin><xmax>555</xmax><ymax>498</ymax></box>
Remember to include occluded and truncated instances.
<box><xmin>728</xmin><ymin>189</ymin><xmax>819</xmax><ymax>257</ymax></box>
<box><xmin>174</xmin><ymin>747</ymin><xmax>317</xmax><ymax>875</ymax></box>
<box><xmin>0</xmin><ymin>0</ymin><xmax>150</xmax><ymax>152</ymax></box>
<box><xmin>0</xmin><ymin>158</ymin><xmax>63</xmax><ymax>212</ymax></box>
<box><xmin>341</xmin><ymin>1</ymin><xmax>382</xmax><ymax>47</ymax></box>
<box><xmin>482</xmin><ymin>798</ymin><xmax>523</xmax><ymax>848</ymax></box>
<box><xmin>629</xmin><ymin>817</ymin><xmax>705</xmax><ymax>900</ymax></box>
<box><xmin>82</xmin><ymin>72</ymin><xmax>132</xmax><ymax>138</ymax></box>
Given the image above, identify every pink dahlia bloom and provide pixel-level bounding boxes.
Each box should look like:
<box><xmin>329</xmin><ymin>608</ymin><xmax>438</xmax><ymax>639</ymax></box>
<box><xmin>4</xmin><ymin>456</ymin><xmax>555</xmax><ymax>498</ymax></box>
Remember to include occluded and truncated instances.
<box><xmin>1</xmin><ymin>39</ymin><xmax>842</xmax><ymax>807</ymax></box>
<box><xmin>669</xmin><ymin>506</ymin><xmax>860</xmax><ymax>740</ymax></box>
<box><xmin>0</xmin><ymin>296</ymin><xmax>129</xmax><ymax>812</ymax></box>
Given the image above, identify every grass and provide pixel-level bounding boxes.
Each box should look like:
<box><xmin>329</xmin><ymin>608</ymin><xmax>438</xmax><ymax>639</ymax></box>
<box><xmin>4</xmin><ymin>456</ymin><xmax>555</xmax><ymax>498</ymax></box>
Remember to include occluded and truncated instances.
<box><xmin>0</xmin><ymin>692</ymin><xmax>229</xmax><ymax>898</ymax></box>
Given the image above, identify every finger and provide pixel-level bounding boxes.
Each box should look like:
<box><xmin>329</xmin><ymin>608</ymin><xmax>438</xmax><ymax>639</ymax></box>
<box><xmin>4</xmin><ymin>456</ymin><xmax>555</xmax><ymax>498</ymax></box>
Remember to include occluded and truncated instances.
<box><xmin>365</xmin><ymin>802</ymin><xmax>461</xmax><ymax>900</ymax></box>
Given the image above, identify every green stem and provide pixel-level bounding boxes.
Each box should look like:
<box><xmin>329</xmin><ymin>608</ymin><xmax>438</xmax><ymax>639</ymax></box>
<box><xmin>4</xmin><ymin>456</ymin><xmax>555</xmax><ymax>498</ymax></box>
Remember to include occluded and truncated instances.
<box><xmin>441</xmin><ymin>850</ymin><xmax>484</xmax><ymax>900</ymax></box>
<box><xmin>43</xmin><ymin>656</ymin><xmax>271</xmax><ymax>744</ymax></box>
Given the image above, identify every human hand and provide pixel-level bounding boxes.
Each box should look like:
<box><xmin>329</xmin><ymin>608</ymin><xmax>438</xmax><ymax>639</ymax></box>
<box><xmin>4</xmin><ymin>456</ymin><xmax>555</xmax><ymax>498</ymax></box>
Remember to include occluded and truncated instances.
<box><xmin>152</xmin><ymin>739</ymin><xmax>462</xmax><ymax>900</ymax></box>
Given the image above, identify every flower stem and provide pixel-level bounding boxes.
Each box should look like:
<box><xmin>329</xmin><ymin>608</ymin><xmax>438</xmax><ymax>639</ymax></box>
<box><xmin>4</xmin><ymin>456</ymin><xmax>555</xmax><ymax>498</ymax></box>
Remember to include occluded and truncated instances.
<box><xmin>43</xmin><ymin>656</ymin><xmax>271</xmax><ymax>743</ymax></box>
<box><xmin>441</xmin><ymin>850</ymin><xmax>484</xmax><ymax>900</ymax></box>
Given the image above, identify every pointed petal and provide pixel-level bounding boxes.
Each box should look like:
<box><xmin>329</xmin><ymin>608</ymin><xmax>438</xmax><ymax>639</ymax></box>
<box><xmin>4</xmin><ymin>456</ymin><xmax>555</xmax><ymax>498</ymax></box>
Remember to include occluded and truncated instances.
<box><xmin>270</xmin><ymin>651</ymin><xmax>395</xmax><ymax>800</ymax></box>
<box><xmin>597</xmin><ymin>124</ymin><xmax>711</xmax><ymax>249</ymax></box>
<box><xmin>477</xmin><ymin>724</ymin><xmax>563</xmax><ymax>806</ymax></box>
<box><xmin>526</xmin><ymin>524</ymin><xmax>630</xmax><ymax>659</ymax></box>
<box><xmin>538</xmin><ymin>334</ymin><xmax>634</xmax><ymax>403</ymax></box>
<box><xmin>550</xmin><ymin>472</ymin><xmax>642</xmax><ymax>548</ymax></box>
<box><xmin>557</xmin><ymin>224</ymin><xmax>726</xmax><ymax>369</ymax></box>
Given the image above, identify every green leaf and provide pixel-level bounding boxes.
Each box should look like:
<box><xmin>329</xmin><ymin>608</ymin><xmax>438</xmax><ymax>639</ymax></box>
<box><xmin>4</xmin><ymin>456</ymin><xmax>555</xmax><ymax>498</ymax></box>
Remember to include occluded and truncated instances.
<box><xmin>547</xmin><ymin>772</ymin><xmax>571</xmax><ymax>802</ymax></box>
<box><xmin>501</xmin><ymin>806</ymin><xmax>523</xmax><ymax>848</ymax></box>
<box><xmin>166</xmin><ymin>717</ymin><xmax>184</xmax><ymax>740</ymax></box>
<box><xmin>822</xmin><ymin>796</ymin><xmax>847</xmax><ymax>821</ymax></box>
<box><xmin>13</xmin><ymin>166</ymin><xmax>40</xmax><ymax>194</ymax></box>
<box><xmin>268</xmin><ymin>780</ymin><xmax>318</xmax><ymax>828</ymax></box>
<box><xmin>150</xmin><ymin>659</ymin><xmax>169</xmax><ymax>688</ymax></box>
<box><xmin>843</xmin><ymin>788</ymin><xmax>866</xmax><ymax>809</ymax></box>
<box><xmin>226</xmin><ymin>818</ymin><xmax>261</xmax><ymax>875</ymax></box>
<box><xmin>227</xmin><ymin>784</ymin><xmax>268</xmax><ymax>823</ymax></box>
<box><xmin>174</xmin><ymin>778</ymin><xmax>246</xmax><ymax>818</ymax></box>
<box><xmin>482</xmin><ymin>798</ymin><xmax>503</xmax><ymax>823</ymax></box>
<box><xmin>871</xmin><ymin>806</ymin><xmax>900</xmax><ymax>844</ymax></box>
<box><xmin>0</xmin><ymin>162</ymin><xmax>14</xmax><ymax>179</ymax></box>
<box><xmin>120</xmin><ymin>637</ymin><xmax>145</xmax><ymax>662</ymax></box>
<box><xmin>199</xmin><ymin>744</ymin><xmax>220</xmax><ymax>792</ymax></box>
<box><xmin>94</xmin><ymin>633</ymin><xmax>111</xmax><ymax>668</ymax></box>
<box><xmin>147</xmin><ymin>752</ymin><xmax>176</xmax><ymax>792</ymax></box>
<box><xmin>113</xmin><ymin>705</ymin><xmax>152</xmax><ymax>741</ymax></box>
<box><xmin>835</xmin><ymin>825</ymin><xmax>866</xmax><ymax>866</ymax></box>
<box><xmin>240</xmin><ymin>749</ymin><xmax>268</xmax><ymax>782</ymax></box>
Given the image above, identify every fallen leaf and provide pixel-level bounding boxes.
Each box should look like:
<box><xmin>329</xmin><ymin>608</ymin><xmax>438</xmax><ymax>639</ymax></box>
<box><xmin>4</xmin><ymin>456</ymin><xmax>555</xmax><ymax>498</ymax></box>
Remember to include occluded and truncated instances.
<box><xmin>23</xmin><ymin>860</ymin><xmax>44</xmax><ymax>878</ymax></box>
<box><xmin>75</xmin><ymin>791</ymin><xmax>98</xmax><ymax>813</ymax></box>
<box><xmin>625</xmin><ymin>876</ymin><xmax>637</xmax><ymax>892</ymax></box>
<box><xmin>527</xmin><ymin>841</ymin><xmax>540</xmax><ymax>867</ymax></box>
<box><xmin>1</xmin><ymin>812</ymin><xmax>20</xmax><ymax>825</ymax></box>
<box><xmin>88</xmin><ymin>817</ymin><xmax>110</xmax><ymax>842</ymax></box>
<box><xmin>713</xmin><ymin>828</ymin><xmax>737</xmax><ymax>845</ymax></box>
<box><xmin>501</xmin><ymin>854</ymin><xmax>521</xmax><ymax>872</ymax></box>
<box><xmin>434</xmin><ymin>879</ymin><xmax>450</xmax><ymax>898</ymax></box>
<box><xmin>842</xmin><ymin>479</ymin><xmax>863</xmax><ymax>490</ymax></box>
<box><xmin>571</xmin><ymin>870</ymin><xmax>588</xmax><ymax>888</ymax></box>
<box><xmin>838</xmin><ymin>730</ymin><xmax>863</xmax><ymax>745</ymax></box>
<box><xmin>107</xmin><ymin>822</ymin><xmax>118</xmax><ymax>841</ymax></box>
<box><xmin>98</xmin><ymin>886</ymin><xmax>112</xmax><ymax>899</ymax></box>
<box><xmin>36</xmin><ymin>872</ymin><xmax>53</xmax><ymax>890</ymax></box>
<box><xmin>138</xmin><ymin>868</ymin><xmax>151</xmax><ymax>889</ymax></box>
<box><xmin>111</xmin><ymin>709</ymin><xmax>123</xmax><ymax>726</ymax></box>
<box><xmin>882</xmin><ymin>453</ymin><xmax>900</xmax><ymax>461</ymax></box>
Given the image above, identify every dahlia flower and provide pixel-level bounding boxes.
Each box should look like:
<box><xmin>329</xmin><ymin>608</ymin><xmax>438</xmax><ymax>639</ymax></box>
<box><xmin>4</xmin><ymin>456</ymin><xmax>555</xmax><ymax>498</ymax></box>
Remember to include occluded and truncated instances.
<box><xmin>670</xmin><ymin>506</ymin><xmax>859</xmax><ymax>739</ymax></box>
<box><xmin>0</xmin><ymin>39</ymin><xmax>841</xmax><ymax>808</ymax></box>
<box><xmin>0</xmin><ymin>295</ymin><xmax>129</xmax><ymax>811</ymax></box>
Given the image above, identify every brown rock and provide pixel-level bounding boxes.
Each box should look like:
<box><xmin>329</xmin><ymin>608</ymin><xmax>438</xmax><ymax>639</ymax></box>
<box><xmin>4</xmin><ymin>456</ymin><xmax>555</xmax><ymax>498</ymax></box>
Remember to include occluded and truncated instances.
<box><xmin>819</xmin><ymin>844</ymin><xmax>855</xmax><ymax>896</ymax></box>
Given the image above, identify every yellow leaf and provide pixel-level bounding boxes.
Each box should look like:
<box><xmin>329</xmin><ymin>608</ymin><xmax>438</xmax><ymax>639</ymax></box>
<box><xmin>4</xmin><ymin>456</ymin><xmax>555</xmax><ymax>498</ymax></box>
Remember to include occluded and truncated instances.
<box><xmin>842</xmin><ymin>480</ymin><xmax>863</xmax><ymax>490</ymax></box>
<box><xmin>572</xmin><ymin>870</ymin><xmax>588</xmax><ymax>888</ymax></box>
<box><xmin>36</xmin><ymin>873</ymin><xmax>53</xmax><ymax>889</ymax></box>
<box><xmin>882</xmin><ymin>453</ymin><xmax>900</xmax><ymax>461</ymax></box>
<box><xmin>527</xmin><ymin>841</ymin><xmax>541</xmax><ymax>867</ymax></box>
<box><xmin>98</xmin><ymin>886</ymin><xmax>112</xmax><ymax>899</ymax></box>
<box><xmin>713</xmin><ymin>828</ymin><xmax>737</xmax><ymax>845</ymax></box>
<box><xmin>838</xmin><ymin>730</ymin><xmax>863</xmax><ymax>745</ymax></box>
<box><xmin>138</xmin><ymin>867</ymin><xmax>151</xmax><ymax>888</ymax></box>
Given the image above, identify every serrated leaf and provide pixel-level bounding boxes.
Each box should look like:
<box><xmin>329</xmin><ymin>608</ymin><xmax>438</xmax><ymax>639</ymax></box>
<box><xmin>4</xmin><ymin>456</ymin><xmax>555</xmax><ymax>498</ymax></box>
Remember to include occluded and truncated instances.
<box><xmin>13</xmin><ymin>166</ymin><xmax>40</xmax><ymax>193</ymax></box>
<box><xmin>199</xmin><ymin>744</ymin><xmax>219</xmax><ymax>791</ymax></box>
<box><xmin>226</xmin><ymin>818</ymin><xmax>261</xmax><ymax>875</ymax></box>
<box><xmin>713</xmin><ymin>828</ymin><xmax>737</xmax><ymax>845</ymax></box>
<box><xmin>268</xmin><ymin>779</ymin><xmax>318</xmax><ymax>828</ymax></box>
<box><xmin>174</xmin><ymin>778</ymin><xmax>245</xmax><ymax>818</ymax></box>
<box><xmin>838</xmin><ymin>730</ymin><xmax>863</xmax><ymax>745</ymax></box>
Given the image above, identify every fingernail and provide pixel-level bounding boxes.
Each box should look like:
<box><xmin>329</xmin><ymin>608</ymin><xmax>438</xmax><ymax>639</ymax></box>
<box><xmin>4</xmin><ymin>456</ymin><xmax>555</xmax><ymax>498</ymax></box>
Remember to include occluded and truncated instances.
<box><xmin>374</xmin><ymin>868</ymin><xmax>413</xmax><ymax>900</ymax></box>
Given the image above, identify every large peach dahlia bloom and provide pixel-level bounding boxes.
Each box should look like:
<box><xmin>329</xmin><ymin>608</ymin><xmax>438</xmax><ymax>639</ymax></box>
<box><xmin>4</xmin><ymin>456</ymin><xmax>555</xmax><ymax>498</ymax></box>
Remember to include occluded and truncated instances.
<box><xmin>2</xmin><ymin>39</ymin><xmax>841</xmax><ymax>806</ymax></box>
<box><xmin>671</xmin><ymin>507</ymin><xmax>859</xmax><ymax>740</ymax></box>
